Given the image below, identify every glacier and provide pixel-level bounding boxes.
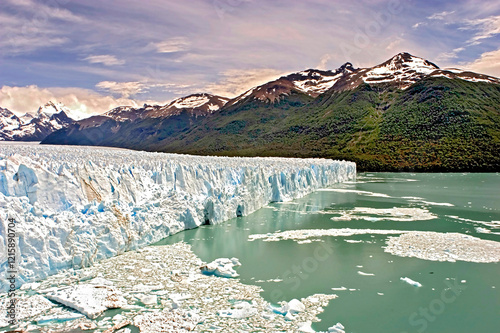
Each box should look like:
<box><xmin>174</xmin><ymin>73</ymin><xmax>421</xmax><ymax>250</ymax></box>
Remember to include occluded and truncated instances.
<box><xmin>0</xmin><ymin>144</ymin><xmax>355</xmax><ymax>290</ymax></box>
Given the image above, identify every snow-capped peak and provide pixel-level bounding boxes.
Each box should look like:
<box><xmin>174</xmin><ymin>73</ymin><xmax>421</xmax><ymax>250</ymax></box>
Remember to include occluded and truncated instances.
<box><xmin>37</xmin><ymin>101</ymin><xmax>68</xmax><ymax>117</ymax></box>
<box><xmin>382</xmin><ymin>52</ymin><xmax>438</xmax><ymax>73</ymax></box>
<box><xmin>289</xmin><ymin>64</ymin><xmax>356</xmax><ymax>96</ymax></box>
<box><xmin>36</xmin><ymin>101</ymin><xmax>90</xmax><ymax>121</ymax></box>
<box><xmin>360</xmin><ymin>52</ymin><xmax>440</xmax><ymax>88</ymax></box>
<box><xmin>166</xmin><ymin>93</ymin><xmax>229</xmax><ymax>111</ymax></box>
<box><xmin>169</xmin><ymin>94</ymin><xmax>210</xmax><ymax>109</ymax></box>
<box><xmin>0</xmin><ymin>107</ymin><xmax>22</xmax><ymax>133</ymax></box>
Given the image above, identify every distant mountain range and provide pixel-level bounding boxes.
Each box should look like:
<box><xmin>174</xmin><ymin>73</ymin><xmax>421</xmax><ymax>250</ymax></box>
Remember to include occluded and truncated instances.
<box><xmin>0</xmin><ymin>102</ymin><xmax>77</xmax><ymax>141</ymax></box>
<box><xmin>3</xmin><ymin>52</ymin><xmax>500</xmax><ymax>171</ymax></box>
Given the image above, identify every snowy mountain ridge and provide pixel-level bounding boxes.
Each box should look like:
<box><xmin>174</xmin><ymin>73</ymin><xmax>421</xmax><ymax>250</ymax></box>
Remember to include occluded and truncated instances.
<box><xmin>0</xmin><ymin>102</ymin><xmax>79</xmax><ymax>141</ymax></box>
<box><xmin>103</xmin><ymin>93</ymin><xmax>229</xmax><ymax>122</ymax></box>
<box><xmin>227</xmin><ymin>52</ymin><xmax>500</xmax><ymax>104</ymax></box>
<box><xmin>0</xmin><ymin>144</ymin><xmax>356</xmax><ymax>289</ymax></box>
<box><xmin>331</xmin><ymin>52</ymin><xmax>500</xmax><ymax>91</ymax></box>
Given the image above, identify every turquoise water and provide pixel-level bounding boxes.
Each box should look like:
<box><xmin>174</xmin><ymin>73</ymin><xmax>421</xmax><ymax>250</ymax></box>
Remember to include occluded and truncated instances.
<box><xmin>156</xmin><ymin>173</ymin><xmax>500</xmax><ymax>332</ymax></box>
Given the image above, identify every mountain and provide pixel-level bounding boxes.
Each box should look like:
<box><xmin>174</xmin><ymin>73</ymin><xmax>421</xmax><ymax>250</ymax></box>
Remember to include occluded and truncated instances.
<box><xmin>103</xmin><ymin>93</ymin><xmax>229</xmax><ymax>122</ymax></box>
<box><xmin>330</xmin><ymin>52</ymin><xmax>499</xmax><ymax>91</ymax></box>
<box><xmin>42</xmin><ymin>94</ymin><xmax>230</xmax><ymax>146</ymax></box>
<box><xmin>42</xmin><ymin>52</ymin><xmax>500</xmax><ymax>171</ymax></box>
<box><xmin>225</xmin><ymin>63</ymin><xmax>355</xmax><ymax>108</ymax></box>
<box><xmin>0</xmin><ymin>102</ymin><xmax>79</xmax><ymax>141</ymax></box>
<box><xmin>0</xmin><ymin>108</ymin><xmax>23</xmax><ymax>138</ymax></box>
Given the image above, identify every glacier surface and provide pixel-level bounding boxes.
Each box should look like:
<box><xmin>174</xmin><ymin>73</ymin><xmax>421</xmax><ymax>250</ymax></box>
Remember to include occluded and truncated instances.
<box><xmin>0</xmin><ymin>144</ymin><xmax>355</xmax><ymax>290</ymax></box>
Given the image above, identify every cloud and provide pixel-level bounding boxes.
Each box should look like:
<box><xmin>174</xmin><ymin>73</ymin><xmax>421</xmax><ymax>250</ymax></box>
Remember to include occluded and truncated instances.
<box><xmin>84</xmin><ymin>55</ymin><xmax>125</xmax><ymax>66</ymax></box>
<box><xmin>150</xmin><ymin>37</ymin><xmax>191</xmax><ymax>53</ymax></box>
<box><xmin>205</xmin><ymin>68</ymin><xmax>284</xmax><ymax>98</ymax></box>
<box><xmin>4</xmin><ymin>0</ymin><xmax>84</xmax><ymax>22</ymax></box>
<box><xmin>95</xmin><ymin>81</ymin><xmax>146</xmax><ymax>98</ymax></box>
<box><xmin>386</xmin><ymin>38</ymin><xmax>403</xmax><ymax>51</ymax></box>
<box><xmin>0</xmin><ymin>85</ymin><xmax>143</xmax><ymax>116</ymax></box>
<box><xmin>317</xmin><ymin>54</ymin><xmax>331</xmax><ymax>70</ymax></box>
<box><xmin>0</xmin><ymin>0</ymin><xmax>85</xmax><ymax>54</ymax></box>
<box><xmin>427</xmin><ymin>11</ymin><xmax>455</xmax><ymax>20</ymax></box>
<box><xmin>463</xmin><ymin>15</ymin><xmax>500</xmax><ymax>44</ymax></box>
<box><xmin>464</xmin><ymin>48</ymin><xmax>500</xmax><ymax>77</ymax></box>
<box><xmin>437</xmin><ymin>47</ymin><xmax>465</xmax><ymax>61</ymax></box>
<box><xmin>412</xmin><ymin>22</ymin><xmax>426</xmax><ymax>29</ymax></box>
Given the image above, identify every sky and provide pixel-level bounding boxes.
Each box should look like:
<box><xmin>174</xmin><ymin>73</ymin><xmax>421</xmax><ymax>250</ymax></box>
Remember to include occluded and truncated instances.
<box><xmin>1</xmin><ymin>0</ymin><xmax>499</xmax><ymax>116</ymax></box>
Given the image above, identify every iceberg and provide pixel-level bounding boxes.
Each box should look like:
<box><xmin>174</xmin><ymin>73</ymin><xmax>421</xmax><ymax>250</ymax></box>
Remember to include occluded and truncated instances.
<box><xmin>200</xmin><ymin>257</ymin><xmax>241</xmax><ymax>278</ymax></box>
<box><xmin>0</xmin><ymin>144</ymin><xmax>355</xmax><ymax>291</ymax></box>
<box><xmin>45</xmin><ymin>284</ymin><xmax>127</xmax><ymax>319</ymax></box>
<box><xmin>400</xmin><ymin>277</ymin><xmax>422</xmax><ymax>287</ymax></box>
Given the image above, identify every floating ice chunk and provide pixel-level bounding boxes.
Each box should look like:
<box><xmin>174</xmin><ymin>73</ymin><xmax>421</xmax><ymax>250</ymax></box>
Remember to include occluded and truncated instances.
<box><xmin>331</xmin><ymin>286</ymin><xmax>347</xmax><ymax>291</ymax></box>
<box><xmin>0</xmin><ymin>295</ymin><xmax>54</xmax><ymax>325</ymax></box>
<box><xmin>169</xmin><ymin>292</ymin><xmax>192</xmax><ymax>309</ymax></box>
<box><xmin>287</xmin><ymin>299</ymin><xmax>306</xmax><ymax>313</ymax></box>
<box><xmin>136</xmin><ymin>294</ymin><xmax>157</xmax><ymax>305</ymax></box>
<box><xmin>217</xmin><ymin>301</ymin><xmax>257</xmax><ymax>319</ymax></box>
<box><xmin>400</xmin><ymin>277</ymin><xmax>422</xmax><ymax>287</ymax></box>
<box><xmin>45</xmin><ymin>284</ymin><xmax>127</xmax><ymax>319</ymax></box>
<box><xmin>285</xmin><ymin>311</ymin><xmax>295</xmax><ymax>321</ymax></box>
<box><xmin>385</xmin><ymin>231</ymin><xmax>500</xmax><ymax>263</ymax></box>
<box><xmin>200</xmin><ymin>257</ymin><xmax>241</xmax><ymax>278</ymax></box>
<box><xmin>269</xmin><ymin>298</ymin><xmax>305</xmax><ymax>322</ymax></box>
<box><xmin>328</xmin><ymin>322</ymin><xmax>345</xmax><ymax>333</ymax></box>
<box><xmin>357</xmin><ymin>271</ymin><xmax>375</xmax><ymax>276</ymax></box>
<box><xmin>249</xmin><ymin>228</ymin><xmax>409</xmax><ymax>242</ymax></box>
<box><xmin>298</xmin><ymin>320</ymin><xmax>315</xmax><ymax>332</ymax></box>
<box><xmin>330</xmin><ymin>207</ymin><xmax>436</xmax><ymax>222</ymax></box>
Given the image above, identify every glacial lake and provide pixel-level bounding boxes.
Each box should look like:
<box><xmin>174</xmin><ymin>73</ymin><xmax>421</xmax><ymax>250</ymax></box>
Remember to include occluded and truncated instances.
<box><xmin>156</xmin><ymin>173</ymin><xmax>500</xmax><ymax>332</ymax></box>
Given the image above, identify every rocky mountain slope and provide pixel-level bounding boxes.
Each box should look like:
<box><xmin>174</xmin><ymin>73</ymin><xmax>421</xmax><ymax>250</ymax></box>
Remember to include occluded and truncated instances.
<box><xmin>42</xmin><ymin>52</ymin><xmax>500</xmax><ymax>171</ymax></box>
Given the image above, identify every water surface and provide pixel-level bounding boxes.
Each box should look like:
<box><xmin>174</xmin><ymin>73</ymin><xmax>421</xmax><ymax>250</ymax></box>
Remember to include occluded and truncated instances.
<box><xmin>156</xmin><ymin>173</ymin><xmax>500</xmax><ymax>332</ymax></box>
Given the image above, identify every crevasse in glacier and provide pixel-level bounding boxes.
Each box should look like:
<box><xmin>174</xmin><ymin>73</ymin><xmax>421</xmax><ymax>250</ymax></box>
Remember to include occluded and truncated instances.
<box><xmin>0</xmin><ymin>144</ymin><xmax>355</xmax><ymax>290</ymax></box>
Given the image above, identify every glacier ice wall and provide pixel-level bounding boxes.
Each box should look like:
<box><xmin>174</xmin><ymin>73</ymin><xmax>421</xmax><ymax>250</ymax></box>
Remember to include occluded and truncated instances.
<box><xmin>0</xmin><ymin>144</ymin><xmax>355</xmax><ymax>290</ymax></box>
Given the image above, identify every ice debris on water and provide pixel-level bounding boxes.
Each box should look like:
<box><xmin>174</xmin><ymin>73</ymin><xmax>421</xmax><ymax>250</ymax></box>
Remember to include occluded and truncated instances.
<box><xmin>400</xmin><ymin>277</ymin><xmax>422</xmax><ymax>287</ymax></box>
<box><xmin>200</xmin><ymin>258</ymin><xmax>241</xmax><ymax>278</ymax></box>
<box><xmin>0</xmin><ymin>242</ymin><xmax>338</xmax><ymax>332</ymax></box>
<box><xmin>218</xmin><ymin>301</ymin><xmax>257</xmax><ymax>319</ymax></box>
<box><xmin>385</xmin><ymin>231</ymin><xmax>500</xmax><ymax>263</ymax></box>
<box><xmin>45</xmin><ymin>284</ymin><xmax>127</xmax><ymax>319</ymax></box>
<box><xmin>0</xmin><ymin>144</ymin><xmax>355</xmax><ymax>289</ymax></box>
<box><xmin>328</xmin><ymin>322</ymin><xmax>346</xmax><ymax>333</ymax></box>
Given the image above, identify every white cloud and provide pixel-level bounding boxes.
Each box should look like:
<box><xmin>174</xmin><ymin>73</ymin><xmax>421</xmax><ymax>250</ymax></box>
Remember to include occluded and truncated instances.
<box><xmin>386</xmin><ymin>38</ymin><xmax>403</xmax><ymax>51</ymax></box>
<box><xmin>317</xmin><ymin>54</ymin><xmax>331</xmax><ymax>70</ymax></box>
<box><xmin>0</xmin><ymin>85</ymin><xmax>143</xmax><ymax>116</ymax></box>
<box><xmin>95</xmin><ymin>81</ymin><xmax>146</xmax><ymax>98</ymax></box>
<box><xmin>151</xmin><ymin>37</ymin><xmax>191</xmax><ymax>53</ymax></box>
<box><xmin>427</xmin><ymin>11</ymin><xmax>455</xmax><ymax>20</ymax></box>
<box><xmin>4</xmin><ymin>0</ymin><xmax>84</xmax><ymax>22</ymax></box>
<box><xmin>464</xmin><ymin>48</ymin><xmax>500</xmax><ymax>77</ymax></box>
<box><xmin>205</xmin><ymin>68</ymin><xmax>284</xmax><ymax>98</ymax></box>
<box><xmin>412</xmin><ymin>22</ymin><xmax>425</xmax><ymax>29</ymax></box>
<box><xmin>463</xmin><ymin>15</ymin><xmax>500</xmax><ymax>44</ymax></box>
<box><xmin>0</xmin><ymin>0</ymin><xmax>85</xmax><ymax>54</ymax></box>
<box><xmin>437</xmin><ymin>47</ymin><xmax>465</xmax><ymax>61</ymax></box>
<box><xmin>84</xmin><ymin>55</ymin><xmax>125</xmax><ymax>66</ymax></box>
